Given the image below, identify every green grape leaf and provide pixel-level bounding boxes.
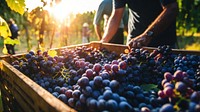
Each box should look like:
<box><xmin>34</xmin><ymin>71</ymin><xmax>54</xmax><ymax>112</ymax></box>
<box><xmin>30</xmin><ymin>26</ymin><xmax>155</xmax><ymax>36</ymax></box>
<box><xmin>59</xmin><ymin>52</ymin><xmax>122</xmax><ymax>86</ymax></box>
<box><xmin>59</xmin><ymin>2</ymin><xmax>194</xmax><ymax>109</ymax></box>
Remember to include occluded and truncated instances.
<box><xmin>5</xmin><ymin>0</ymin><xmax>25</xmax><ymax>15</ymax></box>
<box><xmin>140</xmin><ymin>84</ymin><xmax>158</xmax><ymax>91</ymax></box>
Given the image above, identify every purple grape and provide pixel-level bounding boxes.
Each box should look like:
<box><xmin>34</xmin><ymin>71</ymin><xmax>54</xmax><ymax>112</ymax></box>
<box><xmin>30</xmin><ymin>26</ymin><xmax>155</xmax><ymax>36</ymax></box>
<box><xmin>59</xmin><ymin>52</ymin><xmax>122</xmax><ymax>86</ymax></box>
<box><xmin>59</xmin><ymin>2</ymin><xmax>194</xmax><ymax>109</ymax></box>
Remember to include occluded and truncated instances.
<box><xmin>159</xmin><ymin>103</ymin><xmax>174</xmax><ymax>112</ymax></box>
<box><xmin>119</xmin><ymin>101</ymin><xmax>132</xmax><ymax>112</ymax></box>
<box><xmin>93</xmin><ymin>76</ymin><xmax>103</xmax><ymax>87</ymax></box>
<box><xmin>72</xmin><ymin>90</ymin><xmax>81</xmax><ymax>100</ymax></box>
<box><xmin>77</xmin><ymin>76</ymin><xmax>89</xmax><ymax>88</ymax></box>
<box><xmin>175</xmin><ymin>81</ymin><xmax>187</xmax><ymax>93</ymax></box>
<box><xmin>164</xmin><ymin>72</ymin><xmax>173</xmax><ymax>81</ymax></box>
<box><xmin>163</xmin><ymin>87</ymin><xmax>173</xmax><ymax>97</ymax></box>
<box><xmin>93</xmin><ymin>63</ymin><xmax>102</xmax><ymax>73</ymax></box>
<box><xmin>106</xmin><ymin>99</ymin><xmax>118</xmax><ymax>111</ymax></box>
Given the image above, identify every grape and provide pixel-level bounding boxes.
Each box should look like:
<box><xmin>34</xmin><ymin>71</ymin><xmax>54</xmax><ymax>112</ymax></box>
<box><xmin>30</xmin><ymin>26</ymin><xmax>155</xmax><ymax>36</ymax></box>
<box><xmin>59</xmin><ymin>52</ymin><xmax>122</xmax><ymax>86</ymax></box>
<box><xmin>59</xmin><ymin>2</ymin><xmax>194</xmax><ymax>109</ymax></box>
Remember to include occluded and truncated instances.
<box><xmin>103</xmin><ymin>90</ymin><xmax>113</xmax><ymax>100</ymax></box>
<box><xmin>92</xmin><ymin>90</ymin><xmax>101</xmax><ymax>99</ymax></box>
<box><xmin>195</xmin><ymin>104</ymin><xmax>200</xmax><ymax>112</ymax></box>
<box><xmin>158</xmin><ymin>90</ymin><xmax>166</xmax><ymax>98</ymax></box>
<box><xmin>68</xmin><ymin>98</ymin><xmax>75</xmax><ymax>107</ymax></box>
<box><xmin>175</xmin><ymin>81</ymin><xmax>187</xmax><ymax>93</ymax></box>
<box><xmin>112</xmin><ymin>60</ymin><xmax>119</xmax><ymax>65</ymax></box>
<box><xmin>119</xmin><ymin>101</ymin><xmax>133</xmax><ymax>112</ymax></box>
<box><xmin>100</xmin><ymin>71</ymin><xmax>110</xmax><ymax>79</ymax></box>
<box><xmin>164</xmin><ymin>72</ymin><xmax>173</xmax><ymax>81</ymax></box>
<box><xmin>85</xmin><ymin>69</ymin><xmax>94</xmax><ymax>79</ymax></box>
<box><xmin>136</xmin><ymin>93</ymin><xmax>145</xmax><ymax>102</ymax></box>
<box><xmin>65</xmin><ymin>89</ymin><xmax>73</xmax><ymax>98</ymax></box>
<box><xmin>119</xmin><ymin>61</ymin><xmax>127</xmax><ymax>70</ymax></box>
<box><xmin>104</xmin><ymin>64</ymin><xmax>111</xmax><ymax>72</ymax></box>
<box><xmin>93</xmin><ymin>76</ymin><xmax>103</xmax><ymax>88</ymax></box>
<box><xmin>190</xmin><ymin>91</ymin><xmax>200</xmax><ymax>103</ymax></box>
<box><xmin>54</xmin><ymin>86</ymin><xmax>61</xmax><ymax>93</ymax></box>
<box><xmin>111</xmin><ymin>64</ymin><xmax>119</xmax><ymax>73</ymax></box>
<box><xmin>97</xmin><ymin>99</ymin><xmax>106</xmax><ymax>111</ymax></box>
<box><xmin>60</xmin><ymin>87</ymin><xmax>67</xmax><ymax>94</ymax></box>
<box><xmin>79</xmin><ymin>60</ymin><xmax>85</xmax><ymax>68</ymax></box>
<box><xmin>163</xmin><ymin>83</ymin><xmax>175</xmax><ymax>90</ymax></box>
<box><xmin>52</xmin><ymin>92</ymin><xmax>59</xmax><ymax>97</ymax></box>
<box><xmin>141</xmin><ymin>107</ymin><xmax>151</xmax><ymax>112</ymax></box>
<box><xmin>174</xmin><ymin>70</ymin><xmax>184</xmax><ymax>81</ymax></box>
<box><xmin>79</xmin><ymin>94</ymin><xmax>87</xmax><ymax>104</ymax></box>
<box><xmin>88</xmin><ymin>99</ymin><xmax>97</xmax><ymax>111</ymax></box>
<box><xmin>72</xmin><ymin>90</ymin><xmax>81</xmax><ymax>100</ymax></box>
<box><xmin>159</xmin><ymin>103</ymin><xmax>174</xmax><ymax>112</ymax></box>
<box><xmin>163</xmin><ymin>87</ymin><xmax>173</xmax><ymax>97</ymax></box>
<box><xmin>109</xmin><ymin>80</ymin><xmax>119</xmax><ymax>91</ymax></box>
<box><xmin>77</xmin><ymin>77</ymin><xmax>89</xmax><ymax>88</ymax></box>
<box><xmin>93</xmin><ymin>63</ymin><xmax>102</xmax><ymax>73</ymax></box>
<box><xmin>189</xmin><ymin>102</ymin><xmax>197</xmax><ymax>112</ymax></box>
<box><xmin>106</xmin><ymin>99</ymin><xmax>118</xmax><ymax>111</ymax></box>
<box><xmin>58</xmin><ymin>94</ymin><xmax>68</xmax><ymax>103</ymax></box>
<box><xmin>82</xmin><ymin>86</ymin><xmax>93</xmax><ymax>97</ymax></box>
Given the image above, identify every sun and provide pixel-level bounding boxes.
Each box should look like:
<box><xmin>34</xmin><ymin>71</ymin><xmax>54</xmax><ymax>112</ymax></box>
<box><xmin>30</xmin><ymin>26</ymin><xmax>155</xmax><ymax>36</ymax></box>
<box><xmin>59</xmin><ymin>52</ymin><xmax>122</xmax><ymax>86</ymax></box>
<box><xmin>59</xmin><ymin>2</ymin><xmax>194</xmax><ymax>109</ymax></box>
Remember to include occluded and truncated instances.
<box><xmin>43</xmin><ymin>0</ymin><xmax>101</xmax><ymax>23</ymax></box>
<box><xmin>44</xmin><ymin>1</ymin><xmax>72</xmax><ymax>23</ymax></box>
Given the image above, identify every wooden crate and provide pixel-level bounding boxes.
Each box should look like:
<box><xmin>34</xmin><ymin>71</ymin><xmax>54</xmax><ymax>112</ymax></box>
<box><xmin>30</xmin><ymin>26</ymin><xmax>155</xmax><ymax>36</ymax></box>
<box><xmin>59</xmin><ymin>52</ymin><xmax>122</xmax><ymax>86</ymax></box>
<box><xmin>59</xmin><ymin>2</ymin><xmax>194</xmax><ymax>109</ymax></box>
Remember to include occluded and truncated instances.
<box><xmin>0</xmin><ymin>60</ymin><xmax>76</xmax><ymax>112</ymax></box>
<box><xmin>0</xmin><ymin>41</ymin><xmax>200</xmax><ymax>112</ymax></box>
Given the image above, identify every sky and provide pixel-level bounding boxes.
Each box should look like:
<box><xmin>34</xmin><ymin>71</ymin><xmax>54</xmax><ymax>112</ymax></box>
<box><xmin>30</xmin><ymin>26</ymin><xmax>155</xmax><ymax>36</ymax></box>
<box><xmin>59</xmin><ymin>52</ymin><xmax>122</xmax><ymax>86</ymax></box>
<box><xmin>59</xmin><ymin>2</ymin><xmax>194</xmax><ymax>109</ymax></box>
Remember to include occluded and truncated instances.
<box><xmin>25</xmin><ymin>0</ymin><xmax>102</xmax><ymax>13</ymax></box>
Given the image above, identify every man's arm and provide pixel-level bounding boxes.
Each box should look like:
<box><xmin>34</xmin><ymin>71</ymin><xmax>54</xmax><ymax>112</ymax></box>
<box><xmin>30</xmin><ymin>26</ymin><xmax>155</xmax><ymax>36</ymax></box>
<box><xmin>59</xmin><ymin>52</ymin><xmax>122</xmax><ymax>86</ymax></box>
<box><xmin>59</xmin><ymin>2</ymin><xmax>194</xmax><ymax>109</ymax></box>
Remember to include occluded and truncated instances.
<box><xmin>94</xmin><ymin>24</ymin><xmax>102</xmax><ymax>40</ymax></box>
<box><xmin>101</xmin><ymin>7</ymin><xmax>125</xmax><ymax>43</ymax></box>
<box><xmin>128</xmin><ymin>2</ymin><xmax>178</xmax><ymax>48</ymax></box>
<box><xmin>93</xmin><ymin>1</ymin><xmax>106</xmax><ymax>40</ymax></box>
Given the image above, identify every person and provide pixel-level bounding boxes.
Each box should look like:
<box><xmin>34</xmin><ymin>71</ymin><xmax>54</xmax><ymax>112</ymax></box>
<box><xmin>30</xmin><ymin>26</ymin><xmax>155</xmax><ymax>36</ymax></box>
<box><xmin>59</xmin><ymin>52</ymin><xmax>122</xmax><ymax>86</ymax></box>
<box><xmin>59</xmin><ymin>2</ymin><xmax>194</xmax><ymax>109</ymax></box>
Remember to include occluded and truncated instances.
<box><xmin>82</xmin><ymin>22</ymin><xmax>91</xmax><ymax>44</ymax></box>
<box><xmin>101</xmin><ymin>0</ymin><xmax>178</xmax><ymax>49</ymax></box>
<box><xmin>7</xmin><ymin>18</ymin><xmax>20</xmax><ymax>54</ymax></box>
<box><xmin>93</xmin><ymin>0</ymin><xmax>128</xmax><ymax>45</ymax></box>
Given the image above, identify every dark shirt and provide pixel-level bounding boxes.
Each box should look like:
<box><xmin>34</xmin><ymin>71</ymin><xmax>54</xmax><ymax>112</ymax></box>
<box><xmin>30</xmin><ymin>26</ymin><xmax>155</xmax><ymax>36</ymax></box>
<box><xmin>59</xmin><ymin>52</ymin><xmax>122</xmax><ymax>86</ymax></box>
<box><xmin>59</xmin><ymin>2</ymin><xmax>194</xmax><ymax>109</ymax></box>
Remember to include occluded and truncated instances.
<box><xmin>114</xmin><ymin>0</ymin><xmax>177</xmax><ymax>47</ymax></box>
<box><xmin>9</xmin><ymin>24</ymin><xmax>19</xmax><ymax>39</ymax></box>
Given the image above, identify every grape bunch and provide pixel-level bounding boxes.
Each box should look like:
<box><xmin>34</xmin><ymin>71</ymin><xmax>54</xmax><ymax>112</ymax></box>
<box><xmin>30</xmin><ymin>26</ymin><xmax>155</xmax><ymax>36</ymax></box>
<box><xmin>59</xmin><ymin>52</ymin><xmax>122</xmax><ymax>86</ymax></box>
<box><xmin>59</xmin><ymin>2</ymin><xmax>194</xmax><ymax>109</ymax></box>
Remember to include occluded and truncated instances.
<box><xmin>11</xmin><ymin>45</ymin><xmax>200</xmax><ymax>112</ymax></box>
<box><xmin>157</xmin><ymin>70</ymin><xmax>200</xmax><ymax>112</ymax></box>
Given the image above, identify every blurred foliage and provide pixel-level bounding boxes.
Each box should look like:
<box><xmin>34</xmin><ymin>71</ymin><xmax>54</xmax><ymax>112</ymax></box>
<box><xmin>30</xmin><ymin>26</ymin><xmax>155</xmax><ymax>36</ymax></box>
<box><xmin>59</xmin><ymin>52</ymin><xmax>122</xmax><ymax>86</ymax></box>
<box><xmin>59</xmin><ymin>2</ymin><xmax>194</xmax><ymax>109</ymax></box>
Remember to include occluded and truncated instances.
<box><xmin>177</xmin><ymin>36</ymin><xmax>200</xmax><ymax>50</ymax></box>
<box><xmin>186</xmin><ymin>43</ymin><xmax>200</xmax><ymax>50</ymax></box>
<box><xmin>177</xmin><ymin>0</ymin><xmax>200</xmax><ymax>36</ymax></box>
<box><xmin>5</xmin><ymin>0</ymin><xmax>25</xmax><ymax>15</ymax></box>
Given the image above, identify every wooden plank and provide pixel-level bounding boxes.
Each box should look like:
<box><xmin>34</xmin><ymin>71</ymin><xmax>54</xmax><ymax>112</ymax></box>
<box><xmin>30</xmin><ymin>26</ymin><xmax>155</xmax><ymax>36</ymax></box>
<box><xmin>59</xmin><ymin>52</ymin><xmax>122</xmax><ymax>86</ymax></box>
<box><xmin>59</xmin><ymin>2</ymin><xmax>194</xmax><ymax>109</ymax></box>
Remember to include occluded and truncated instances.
<box><xmin>99</xmin><ymin>42</ymin><xmax>200</xmax><ymax>55</ymax></box>
<box><xmin>1</xmin><ymin>71</ymin><xmax>31</xmax><ymax>112</ymax></box>
<box><xmin>1</xmin><ymin>60</ymin><xmax>76</xmax><ymax>112</ymax></box>
<box><xmin>0</xmin><ymin>81</ymin><xmax>14</xmax><ymax>112</ymax></box>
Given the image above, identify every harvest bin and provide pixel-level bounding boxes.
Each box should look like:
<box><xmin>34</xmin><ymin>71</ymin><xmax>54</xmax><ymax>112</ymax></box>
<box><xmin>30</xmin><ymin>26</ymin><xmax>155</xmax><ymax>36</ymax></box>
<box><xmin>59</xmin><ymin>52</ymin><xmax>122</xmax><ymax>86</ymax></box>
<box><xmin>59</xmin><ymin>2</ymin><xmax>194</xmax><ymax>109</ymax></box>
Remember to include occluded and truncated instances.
<box><xmin>0</xmin><ymin>41</ymin><xmax>200</xmax><ymax>112</ymax></box>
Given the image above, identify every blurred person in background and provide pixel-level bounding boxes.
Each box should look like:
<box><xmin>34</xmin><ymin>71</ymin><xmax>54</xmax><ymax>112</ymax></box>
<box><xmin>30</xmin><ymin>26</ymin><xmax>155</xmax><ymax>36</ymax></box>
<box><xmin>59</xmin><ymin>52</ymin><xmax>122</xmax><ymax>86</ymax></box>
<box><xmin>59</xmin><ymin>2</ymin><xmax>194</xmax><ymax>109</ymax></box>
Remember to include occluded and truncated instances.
<box><xmin>93</xmin><ymin>0</ymin><xmax>128</xmax><ymax>45</ymax></box>
<box><xmin>101</xmin><ymin>0</ymin><xmax>178</xmax><ymax>49</ymax></box>
<box><xmin>7</xmin><ymin>18</ymin><xmax>20</xmax><ymax>54</ymax></box>
<box><xmin>82</xmin><ymin>22</ymin><xmax>91</xmax><ymax>43</ymax></box>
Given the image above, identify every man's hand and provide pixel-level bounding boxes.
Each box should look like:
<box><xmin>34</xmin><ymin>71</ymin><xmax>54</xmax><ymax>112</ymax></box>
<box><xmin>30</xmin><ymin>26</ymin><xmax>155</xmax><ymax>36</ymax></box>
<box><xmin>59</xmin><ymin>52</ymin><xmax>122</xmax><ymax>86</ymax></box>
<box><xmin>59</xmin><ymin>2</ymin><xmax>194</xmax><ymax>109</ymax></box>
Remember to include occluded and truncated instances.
<box><xmin>128</xmin><ymin>33</ymin><xmax>152</xmax><ymax>49</ymax></box>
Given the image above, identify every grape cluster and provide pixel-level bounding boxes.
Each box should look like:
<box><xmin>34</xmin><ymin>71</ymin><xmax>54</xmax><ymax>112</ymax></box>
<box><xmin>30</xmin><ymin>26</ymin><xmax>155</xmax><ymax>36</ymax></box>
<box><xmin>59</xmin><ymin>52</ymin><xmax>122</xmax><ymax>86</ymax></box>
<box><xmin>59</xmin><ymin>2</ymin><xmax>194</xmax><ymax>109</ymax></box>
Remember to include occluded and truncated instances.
<box><xmin>158</xmin><ymin>70</ymin><xmax>200</xmax><ymax>112</ymax></box>
<box><xmin>11</xmin><ymin>45</ymin><xmax>200</xmax><ymax>112</ymax></box>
